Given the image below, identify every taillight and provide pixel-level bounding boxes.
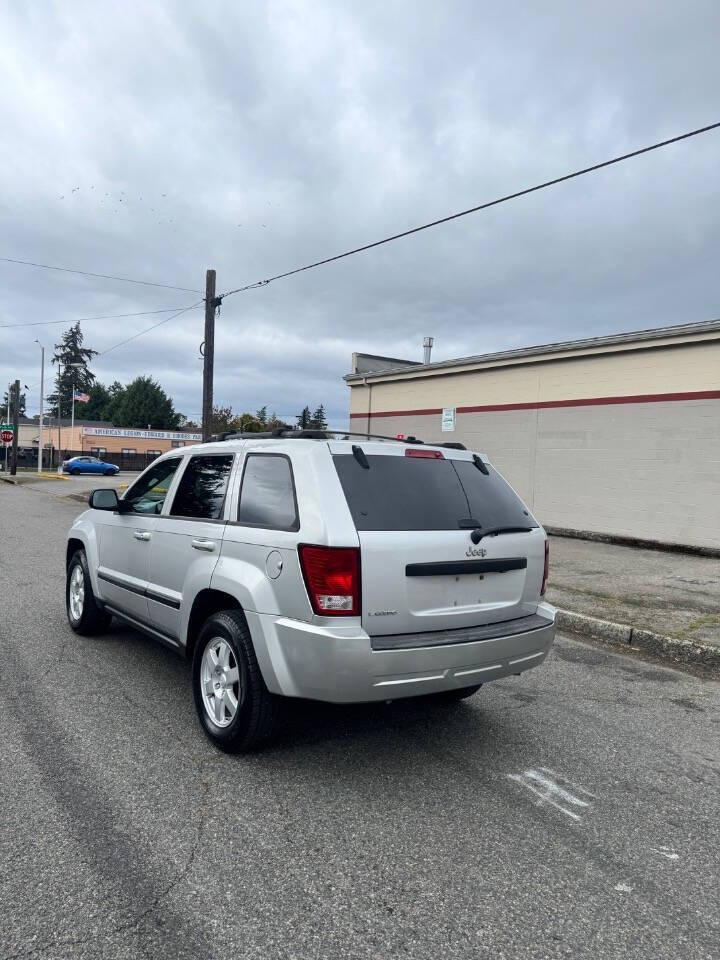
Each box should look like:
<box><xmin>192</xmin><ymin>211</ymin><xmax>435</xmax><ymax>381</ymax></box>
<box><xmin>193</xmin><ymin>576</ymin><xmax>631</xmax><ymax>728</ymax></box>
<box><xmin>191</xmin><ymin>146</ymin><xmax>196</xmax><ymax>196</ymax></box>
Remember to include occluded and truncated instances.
<box><xmin>298</xmin><ymin>545</ymin><xmax>361</xmax><ymax>616</ymax></box>
<box><xmin>541</xmin><ymin>540</ymin><xmax>549</xmax><ymax>596</ymax></box>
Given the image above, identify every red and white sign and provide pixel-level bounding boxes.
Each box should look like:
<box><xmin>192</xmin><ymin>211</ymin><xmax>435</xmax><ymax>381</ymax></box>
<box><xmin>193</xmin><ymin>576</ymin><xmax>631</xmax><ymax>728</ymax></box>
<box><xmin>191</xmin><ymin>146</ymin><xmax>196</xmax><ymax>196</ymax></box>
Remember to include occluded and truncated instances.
<box><xmin>1</xmin><ymin>429</ymin><xmax>14</xmax><ymax>445</ymax></box>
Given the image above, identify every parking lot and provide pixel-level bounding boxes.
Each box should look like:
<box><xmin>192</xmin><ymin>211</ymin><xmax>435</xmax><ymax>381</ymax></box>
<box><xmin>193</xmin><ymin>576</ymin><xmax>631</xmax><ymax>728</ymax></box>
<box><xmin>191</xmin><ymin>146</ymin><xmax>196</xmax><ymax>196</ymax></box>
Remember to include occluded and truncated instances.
<box><xmin>1</xmin><ymin>480</ymin><xmax>719</xmax><ymax>960</ymax></box>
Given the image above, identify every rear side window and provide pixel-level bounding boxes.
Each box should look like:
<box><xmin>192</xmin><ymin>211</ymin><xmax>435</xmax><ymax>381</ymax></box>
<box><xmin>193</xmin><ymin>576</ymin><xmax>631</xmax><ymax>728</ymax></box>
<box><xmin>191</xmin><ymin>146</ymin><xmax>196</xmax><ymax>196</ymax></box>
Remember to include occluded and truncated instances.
<box><xmin>237</xmin><ymin>454</ymin><xmax>298</xmax><ymax>531</ymax></box>
<box><xmin>333</xmin><ymin>454</ymin><xmax>537</xmax><ymax>532</ymax></box>
<box><xmin>169</xmin><ymin>454</ymin><xmax>234</xmax><ymax>519</ymax></box>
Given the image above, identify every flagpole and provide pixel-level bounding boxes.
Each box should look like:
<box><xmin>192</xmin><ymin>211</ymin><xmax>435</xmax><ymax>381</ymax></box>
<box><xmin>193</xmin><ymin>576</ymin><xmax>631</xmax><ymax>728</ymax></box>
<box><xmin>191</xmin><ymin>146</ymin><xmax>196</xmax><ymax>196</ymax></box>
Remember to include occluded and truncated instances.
<box><xmin>71</xmin><ymin>379</ymin><xmax>75</xmax><ymax>453</ymax></box>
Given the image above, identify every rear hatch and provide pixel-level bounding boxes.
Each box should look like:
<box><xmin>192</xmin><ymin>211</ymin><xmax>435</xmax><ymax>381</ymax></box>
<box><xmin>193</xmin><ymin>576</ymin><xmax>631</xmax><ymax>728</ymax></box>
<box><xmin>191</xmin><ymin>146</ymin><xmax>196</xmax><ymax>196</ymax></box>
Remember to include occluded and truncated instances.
<box><xmin>330</xmin><ymin>442</ymin><xmax>546</xmax><ymax>636</ymax></box>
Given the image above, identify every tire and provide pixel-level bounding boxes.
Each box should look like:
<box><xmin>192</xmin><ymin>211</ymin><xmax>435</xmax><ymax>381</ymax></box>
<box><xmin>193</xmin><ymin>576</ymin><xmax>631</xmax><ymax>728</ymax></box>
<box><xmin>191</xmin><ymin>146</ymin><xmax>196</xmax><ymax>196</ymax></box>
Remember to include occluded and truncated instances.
<box><xmin>70</xmin><ymin>468</ymin><xmax>80</xmax><ymax>475</ymax></box>
<box><xmin>66</xmin><ymin>550</ymin><xmax>112</xmax><ymax>635</ymax></box>
<box><xmin>192</xmin><ymin>610</ymin><xmax>282</xmax><ymax>752</ymax></box>
<box><xmin>431</xmin><ymin>684</ymin><xmax>482</xmax><ymax>703</ymax></box>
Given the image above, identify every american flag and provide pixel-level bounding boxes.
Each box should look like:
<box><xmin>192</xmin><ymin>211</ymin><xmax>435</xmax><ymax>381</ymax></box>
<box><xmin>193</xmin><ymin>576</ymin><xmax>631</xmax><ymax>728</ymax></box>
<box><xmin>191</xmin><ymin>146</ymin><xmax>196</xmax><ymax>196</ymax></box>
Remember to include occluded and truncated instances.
<box><xmin>73</xmin><ymin>390</ymin><xmax>90</xmax><ymax>403</ymax></box>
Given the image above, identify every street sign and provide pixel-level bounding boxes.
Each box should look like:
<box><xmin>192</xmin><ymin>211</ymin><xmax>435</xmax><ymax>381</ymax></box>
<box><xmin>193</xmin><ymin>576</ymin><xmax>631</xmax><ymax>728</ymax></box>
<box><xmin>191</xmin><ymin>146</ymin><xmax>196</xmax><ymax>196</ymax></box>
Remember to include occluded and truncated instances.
<box><xmin>1</xmin><ymin>425</ymin><xmax>14</xmax><ymax>445</ymax></box>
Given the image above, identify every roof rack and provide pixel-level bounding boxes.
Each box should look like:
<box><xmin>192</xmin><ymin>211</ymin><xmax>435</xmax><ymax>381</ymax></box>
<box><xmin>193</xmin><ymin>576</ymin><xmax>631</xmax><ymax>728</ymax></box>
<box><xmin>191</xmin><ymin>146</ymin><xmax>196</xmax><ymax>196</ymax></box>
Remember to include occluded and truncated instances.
<box><xmin>211</xmin><ymin>428</ymin><xmax>465</xmax><ymax>450</ymax></box>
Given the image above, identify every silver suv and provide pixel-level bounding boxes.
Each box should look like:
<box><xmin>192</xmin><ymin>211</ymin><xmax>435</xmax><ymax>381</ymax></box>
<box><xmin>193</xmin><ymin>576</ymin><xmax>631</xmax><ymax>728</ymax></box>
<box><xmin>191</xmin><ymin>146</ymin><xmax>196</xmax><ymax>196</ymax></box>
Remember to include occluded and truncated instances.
<box><xmin>66</xmin><ymin>432</ymin><xmax>555</xmax><ymax>751</ymax></box>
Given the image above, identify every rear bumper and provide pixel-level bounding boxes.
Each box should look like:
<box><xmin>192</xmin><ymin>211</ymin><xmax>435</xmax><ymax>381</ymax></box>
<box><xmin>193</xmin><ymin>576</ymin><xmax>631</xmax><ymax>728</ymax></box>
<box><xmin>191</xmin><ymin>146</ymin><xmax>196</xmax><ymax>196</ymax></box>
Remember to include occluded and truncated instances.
<box><xmin>245</xmin><ymin>603</ymin><xmax>556</xmax><ymax>703</ymax></box>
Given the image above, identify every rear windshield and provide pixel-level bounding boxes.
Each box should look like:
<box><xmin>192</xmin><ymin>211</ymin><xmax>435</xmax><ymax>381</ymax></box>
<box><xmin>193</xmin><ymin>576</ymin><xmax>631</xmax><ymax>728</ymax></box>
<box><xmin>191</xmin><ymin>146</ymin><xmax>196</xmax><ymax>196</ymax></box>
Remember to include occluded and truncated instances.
<box><xmin>333</xmin><ymin>454</ymin><xmax>537</xmax><ymax>532</ymax></box>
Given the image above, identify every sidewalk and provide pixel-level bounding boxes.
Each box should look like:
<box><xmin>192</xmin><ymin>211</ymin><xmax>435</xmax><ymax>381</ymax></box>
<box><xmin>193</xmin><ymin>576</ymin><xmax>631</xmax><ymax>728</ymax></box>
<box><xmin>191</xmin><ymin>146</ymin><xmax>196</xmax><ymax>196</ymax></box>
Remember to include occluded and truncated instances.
<box><xmin>546</xmin><ymin>535</ymin><xmax>720</xmax><ymax>670</ymax></box>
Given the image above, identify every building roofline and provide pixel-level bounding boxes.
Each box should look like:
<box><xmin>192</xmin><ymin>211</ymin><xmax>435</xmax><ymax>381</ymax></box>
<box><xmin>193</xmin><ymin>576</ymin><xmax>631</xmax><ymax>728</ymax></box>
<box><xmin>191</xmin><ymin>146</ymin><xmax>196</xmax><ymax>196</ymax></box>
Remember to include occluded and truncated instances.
<box><xmin>18</xmin><ymin>416</ymin><xmax>115</xmax><ymax>427</ymax></box>
<box><xmin>354</xmin><ymin>352</ymin><xmax>421</xmax><ymax>365</ymax></box>
<box><xmin>344</xmin><ymin>318</ymin><xmax>720</xmax><ymax>382</ymax></box>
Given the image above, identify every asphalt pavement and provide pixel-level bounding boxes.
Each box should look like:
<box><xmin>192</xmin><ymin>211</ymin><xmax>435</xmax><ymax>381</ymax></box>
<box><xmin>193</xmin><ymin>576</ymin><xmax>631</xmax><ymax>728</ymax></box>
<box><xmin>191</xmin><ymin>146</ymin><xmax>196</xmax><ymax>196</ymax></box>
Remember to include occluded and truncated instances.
<box><xmin>1</xmin><ymin>483</ymin><xmax>719</xmax><ymax>960</ymax></box>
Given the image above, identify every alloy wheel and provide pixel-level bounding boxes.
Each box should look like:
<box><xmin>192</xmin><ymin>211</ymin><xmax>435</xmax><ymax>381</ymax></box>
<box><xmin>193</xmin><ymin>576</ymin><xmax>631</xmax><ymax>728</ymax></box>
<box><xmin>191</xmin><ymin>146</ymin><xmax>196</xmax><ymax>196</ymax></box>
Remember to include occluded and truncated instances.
<box><xmin>200</xmin><ymin>637</ymin><xmax>240</xmax><ymax>728</ymax></box>
<box><xmin>69</xmin><ymin>565</ymin><xmax>85</xmax><ymax>621</ymax></box>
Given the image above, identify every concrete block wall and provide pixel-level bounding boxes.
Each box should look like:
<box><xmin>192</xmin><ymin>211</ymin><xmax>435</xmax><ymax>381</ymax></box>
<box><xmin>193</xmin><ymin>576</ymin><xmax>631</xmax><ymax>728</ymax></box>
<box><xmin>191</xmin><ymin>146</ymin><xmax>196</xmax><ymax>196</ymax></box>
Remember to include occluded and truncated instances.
<box><xmin>352</xmin><ymin>397</ymin><xmax>720</xmax><ymax>550</ymax></box>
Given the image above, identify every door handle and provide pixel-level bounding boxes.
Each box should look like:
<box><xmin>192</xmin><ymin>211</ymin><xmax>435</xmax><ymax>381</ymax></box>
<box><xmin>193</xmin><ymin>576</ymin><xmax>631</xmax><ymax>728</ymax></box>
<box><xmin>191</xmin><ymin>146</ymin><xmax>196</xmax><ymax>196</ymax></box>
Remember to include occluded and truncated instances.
<box><xmin>191</xmin><ymin>539</ymin><xmax>216</xmax><ymax>552</ymax></box>
<box><xmin>133</xmin><ymin>530</ymin><xmax>151</xmax><ymax>541</ymax></box>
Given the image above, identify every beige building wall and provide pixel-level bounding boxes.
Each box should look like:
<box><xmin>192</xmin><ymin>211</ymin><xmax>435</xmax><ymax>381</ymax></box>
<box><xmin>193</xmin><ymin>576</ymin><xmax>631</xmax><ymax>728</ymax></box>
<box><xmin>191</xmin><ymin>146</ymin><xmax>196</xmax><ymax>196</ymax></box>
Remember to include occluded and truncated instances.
<box><xmin>348</xmin><ymin>328</ymin><xmax>720</xmax><ymax>550</ymax></box>
<box><xmin>350</xmin><ymin>337</ymin><xmax>720</xmax><ymax>417</ymax></box>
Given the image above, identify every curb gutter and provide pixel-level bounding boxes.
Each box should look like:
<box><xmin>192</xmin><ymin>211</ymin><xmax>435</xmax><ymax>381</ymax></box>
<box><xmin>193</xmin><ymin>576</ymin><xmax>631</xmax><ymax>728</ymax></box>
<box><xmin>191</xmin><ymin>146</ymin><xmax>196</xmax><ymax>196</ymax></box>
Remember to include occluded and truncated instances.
<box><xmin>556</xmin><ymin>608</ymin><xmax>720</xmax><ymax>673</ymax></box>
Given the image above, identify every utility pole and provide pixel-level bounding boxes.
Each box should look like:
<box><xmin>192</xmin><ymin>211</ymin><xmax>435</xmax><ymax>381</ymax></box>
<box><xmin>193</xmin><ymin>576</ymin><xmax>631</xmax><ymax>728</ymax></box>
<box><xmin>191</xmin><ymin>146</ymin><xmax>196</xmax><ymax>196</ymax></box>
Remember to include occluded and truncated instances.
<box><xmin>4</xmin><ymin>385</ymin><xmax>9</xmax><ymax>472</ymax></box>
<box><xmin>56</xmin><ymin>360</ymin><xmax>62</xmax><ymax>468</ymax></box>
<box><xmin>70</xmin><ymin>375</ymin><xmax>76</xmax><ymax>449</ymax></box>
<box><xmin>9</xmin><ymin>380</ymin><xmax>20</xmax><ymax>476</ymax></box>
<box><xmin>202</xmin><ymin>269</ymin><xmax>217</xmax><ymax>442</ymax></box>
<box><xmin>36</xmin><ymin>341</ymin><xmax>45</xmax><ymax>473</ymax></box>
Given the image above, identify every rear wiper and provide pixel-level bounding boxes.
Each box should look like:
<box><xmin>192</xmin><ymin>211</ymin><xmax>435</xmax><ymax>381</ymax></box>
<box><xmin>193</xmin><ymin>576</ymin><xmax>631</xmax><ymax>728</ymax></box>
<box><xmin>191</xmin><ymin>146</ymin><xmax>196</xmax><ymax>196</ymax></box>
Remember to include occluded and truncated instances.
<box><xmin>477</xmin><ymin>526</ymin><xmax>534</xmax><ymax>539</ymax></box>
<box><xmin>352</xmin><ymin>445</ymin><xmax>369</xmax><ymax>469</ymax></box>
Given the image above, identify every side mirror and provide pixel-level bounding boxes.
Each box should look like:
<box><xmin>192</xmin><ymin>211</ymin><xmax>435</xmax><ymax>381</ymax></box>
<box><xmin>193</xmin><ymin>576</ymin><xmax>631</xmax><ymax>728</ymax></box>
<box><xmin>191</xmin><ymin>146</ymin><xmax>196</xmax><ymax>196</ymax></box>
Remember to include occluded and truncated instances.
<box><xmin>88</xmin><ymin>489</ymin><xmax>121</xmax><ymax>511</ymax></box>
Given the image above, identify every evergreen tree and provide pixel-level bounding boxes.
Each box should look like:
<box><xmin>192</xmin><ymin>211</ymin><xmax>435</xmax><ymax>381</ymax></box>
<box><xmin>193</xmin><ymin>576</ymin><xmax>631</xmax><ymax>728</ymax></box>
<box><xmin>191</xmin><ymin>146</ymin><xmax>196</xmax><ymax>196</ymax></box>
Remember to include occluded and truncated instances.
<box><xmin>46</xmin><ymin>323</ymin><xmax>98</xmax><ymax>417</ymax></box>
<box><xmin>105</xmin><ymin>381</ymin><xmax>126</xmax><ymax>424</ymax></box>
<box><xmin>267</xmin><ymin>411</ymin><xmax>289</xmax><ymax>430</ymax></box>
<box><xmin>296</xmin><ymin>406</ymin><xmax>312</xmax><ymax>429</ymax></box>
<box><xmin>112</xmin><ymin>376</ymin><xmax>180</xmax><ymax>429</ymax></box>
<box><xmin>82</xmin><ymin>383</ymin><xmax>112</xmax><ymax>422</ymax></box>
<box><xmin>309</xmin><ymin>404</ymin><xmax>328</xmax><ymax>430</ymax></box>
<box><xmin>255</xmin><ymin>405</ymin><xmax>268</xmax><ymax>427</ymax></box>
<box><xmin>2</xmin><ymin>389</ymin><xmax>26</xmax><ymax>417</ymax></box>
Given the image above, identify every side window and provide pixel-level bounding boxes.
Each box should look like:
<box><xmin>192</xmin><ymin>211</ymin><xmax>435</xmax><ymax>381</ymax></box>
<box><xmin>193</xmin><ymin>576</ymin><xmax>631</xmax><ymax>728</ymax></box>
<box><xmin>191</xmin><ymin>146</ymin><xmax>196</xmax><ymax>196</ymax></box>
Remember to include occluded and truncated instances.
<box><xmin>237</xmin><ymin>454</ymin><xmax>298</xmax><ymax>531</ymax></box>
<box><xmin>123</xmin><ymin>458</ymin><xmax>182</xmax><ymax>514</ymax></box>
<box><xmin>169</xmin><ymin>455</ymin><xmax>234</xmax><ymax>520</ymax></box>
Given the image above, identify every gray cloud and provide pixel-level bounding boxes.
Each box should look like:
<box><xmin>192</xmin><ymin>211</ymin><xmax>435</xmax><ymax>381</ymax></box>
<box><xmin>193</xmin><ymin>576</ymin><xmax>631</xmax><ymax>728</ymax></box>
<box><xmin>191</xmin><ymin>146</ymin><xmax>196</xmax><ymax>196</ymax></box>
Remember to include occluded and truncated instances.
<box><xmin>2</xmin><ymin>0</ymin><xmax>719</xmax><ymax>427</ymax></box>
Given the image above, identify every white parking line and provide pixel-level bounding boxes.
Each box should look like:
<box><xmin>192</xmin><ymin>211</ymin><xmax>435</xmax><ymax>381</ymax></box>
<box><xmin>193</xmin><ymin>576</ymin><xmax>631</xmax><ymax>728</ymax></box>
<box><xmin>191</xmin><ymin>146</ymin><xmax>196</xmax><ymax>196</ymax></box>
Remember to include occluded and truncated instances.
<box><xmin>507</xmin><ymin>767</ymin><xmax>596</xmax><ymax>821</ymax></box>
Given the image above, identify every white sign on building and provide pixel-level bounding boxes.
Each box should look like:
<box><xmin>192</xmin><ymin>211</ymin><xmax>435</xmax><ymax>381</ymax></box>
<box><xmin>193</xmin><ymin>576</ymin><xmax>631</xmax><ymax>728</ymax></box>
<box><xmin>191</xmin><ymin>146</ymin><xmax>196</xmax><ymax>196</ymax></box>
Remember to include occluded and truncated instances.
<box><xmin>441</xmin><ymin>407</ymin><xmax>456</xmax><ymax>432</ymax></box>
<box><xmin>83</xmin><ymin>427</ymin><xmax>202</xmax><ymax>441</ymax></box>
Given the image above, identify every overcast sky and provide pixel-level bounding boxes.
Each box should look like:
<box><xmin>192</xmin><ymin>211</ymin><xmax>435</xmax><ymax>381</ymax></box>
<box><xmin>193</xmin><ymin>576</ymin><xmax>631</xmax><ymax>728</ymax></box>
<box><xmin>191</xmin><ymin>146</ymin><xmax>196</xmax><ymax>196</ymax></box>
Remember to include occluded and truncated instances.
<box><xmin>2</xmin><ymin>1</ymin><xmax>719</xmax><ymax>427</ymax></box>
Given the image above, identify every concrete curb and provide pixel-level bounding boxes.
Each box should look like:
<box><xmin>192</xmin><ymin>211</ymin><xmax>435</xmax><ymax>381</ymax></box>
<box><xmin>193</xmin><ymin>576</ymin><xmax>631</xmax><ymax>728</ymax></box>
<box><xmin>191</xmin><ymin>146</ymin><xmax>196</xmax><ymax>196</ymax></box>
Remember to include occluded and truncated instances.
<box><xmin>556</xmin><ymin>608</ymin><xmax>720</xmax><ymax>673</ymax></box>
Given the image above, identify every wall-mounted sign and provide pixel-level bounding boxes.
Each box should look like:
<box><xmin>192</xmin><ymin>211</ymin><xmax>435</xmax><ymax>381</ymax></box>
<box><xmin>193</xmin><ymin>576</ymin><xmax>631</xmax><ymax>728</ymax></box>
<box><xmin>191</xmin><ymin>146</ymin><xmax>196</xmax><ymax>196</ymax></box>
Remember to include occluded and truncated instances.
<box><xmin>441</xmin><ymin>407</ymin><xmax>456</xmax><ymax>432</ymax></box>
<box><xmin>83</xmin><ymin>427</ymin><xmax>202</xmax><ymax>441</ymax></box>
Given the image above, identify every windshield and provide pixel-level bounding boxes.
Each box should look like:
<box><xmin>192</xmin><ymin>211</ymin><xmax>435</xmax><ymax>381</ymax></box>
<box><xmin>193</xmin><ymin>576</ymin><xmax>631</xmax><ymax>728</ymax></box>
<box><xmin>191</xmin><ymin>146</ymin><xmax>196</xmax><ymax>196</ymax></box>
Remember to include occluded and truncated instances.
<box><xmin>333</xmin><ymin>453</ymin><xmax>537</xmax><ymax>532</ymax></box>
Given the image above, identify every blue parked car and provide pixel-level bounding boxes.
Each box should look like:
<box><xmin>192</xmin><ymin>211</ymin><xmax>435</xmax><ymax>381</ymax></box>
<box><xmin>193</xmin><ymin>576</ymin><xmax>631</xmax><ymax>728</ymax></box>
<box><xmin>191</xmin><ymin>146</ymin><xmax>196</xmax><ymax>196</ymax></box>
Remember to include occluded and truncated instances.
<box><xmin>62</xmin><ymin>456</ymin><xmax>120</xmax><ymax>476</ymax></box>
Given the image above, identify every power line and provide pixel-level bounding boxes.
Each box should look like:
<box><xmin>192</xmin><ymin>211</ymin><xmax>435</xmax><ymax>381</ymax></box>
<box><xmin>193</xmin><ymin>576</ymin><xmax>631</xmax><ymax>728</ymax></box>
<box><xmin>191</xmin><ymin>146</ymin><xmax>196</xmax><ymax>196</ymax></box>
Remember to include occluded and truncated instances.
<box><xmin>220</xmin><ymin>120</ymin><xmax>720</xmax><ymax>299</ymax></box>
<box><xmin>0</xmin><ymin>257</ymin><xmax>202</xmax><ymax>294</ymax></box>
<box><xmin>99</xmin><ymin>301</ymin><xmax>204</xmax><ymax>356</ymax></box>
<box><xmin>21</xmin><ymin>301</ymin><xmax>203</xmax><ymax>389</ymax></box>
<box><xmin>0</xmin><ymin>307</ymin><xmax>190</xmax><ymax>329</ymax></box>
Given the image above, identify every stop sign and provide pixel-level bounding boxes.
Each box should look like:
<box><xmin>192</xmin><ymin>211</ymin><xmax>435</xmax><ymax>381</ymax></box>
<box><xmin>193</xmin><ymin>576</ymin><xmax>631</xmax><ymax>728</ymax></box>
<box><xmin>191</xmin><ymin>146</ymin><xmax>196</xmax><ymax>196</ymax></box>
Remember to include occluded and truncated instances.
<box><xmin>1</xmin><ymin>429</ymin><xmax>13</xmax><ymax>444</ymax></box>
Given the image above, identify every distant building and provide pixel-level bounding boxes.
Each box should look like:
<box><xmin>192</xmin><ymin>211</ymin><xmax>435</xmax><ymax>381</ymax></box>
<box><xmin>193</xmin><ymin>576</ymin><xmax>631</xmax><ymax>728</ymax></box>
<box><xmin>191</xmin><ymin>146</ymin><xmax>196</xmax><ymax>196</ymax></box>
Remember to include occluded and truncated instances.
<box><xmin>16</xmin><ymin>417</ymin><xmax>202</xmax><ymax>465</ymax></box>
<box><xmin>345</xmin><ymin>320</ymin><xmax>720</xmax><ymax>551</ymax></box>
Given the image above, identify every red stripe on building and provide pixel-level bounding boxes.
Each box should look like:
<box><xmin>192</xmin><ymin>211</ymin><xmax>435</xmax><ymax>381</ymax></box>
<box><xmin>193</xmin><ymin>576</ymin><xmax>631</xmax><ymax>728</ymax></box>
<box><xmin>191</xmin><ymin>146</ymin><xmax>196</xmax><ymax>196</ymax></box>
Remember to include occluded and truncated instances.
<box><xmin>349</xmin><ymin>389</ymin><xmax>720</xmax><ymax>419</ymax></box>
